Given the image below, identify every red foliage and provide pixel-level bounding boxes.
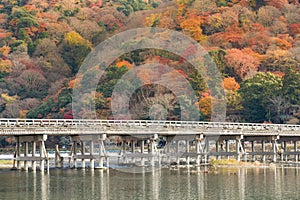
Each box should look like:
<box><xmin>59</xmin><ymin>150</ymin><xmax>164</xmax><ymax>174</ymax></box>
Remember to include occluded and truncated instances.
<box><xmin>63</xmin><ymin>110</ymin><xmax>73</xmax><ymax>119</ymax></box>
<box><xmin>225</xmin><ymin>48</ymin><xmax>260</xmax><ymax>80</ymax></box>
<box><xmin>289</xmin><ymin>23</ymin><xmax>300</xmax><ymax>36</ymax></box>
<box><xmin>265</xmin><ymin>0</ymin><xmax>289</xmax><ymax>9</ymax></box>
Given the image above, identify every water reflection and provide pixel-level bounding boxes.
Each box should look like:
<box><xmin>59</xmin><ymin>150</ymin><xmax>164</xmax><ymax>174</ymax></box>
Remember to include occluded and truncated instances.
<box><xmin>0</xmin><ymin>166</ymin><xmax>300</xmax><ymax>199</ymax></box>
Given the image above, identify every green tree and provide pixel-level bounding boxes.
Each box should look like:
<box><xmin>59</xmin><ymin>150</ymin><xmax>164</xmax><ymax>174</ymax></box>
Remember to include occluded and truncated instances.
<box><xmin>282</xmin><ymin>68</ymin><xmax>300</xmax><ymax>105</ymax></box>
<box><xmin>239</xmin><ymin>72</ymin><xmax>282</xmax><ymax>122</ymax></box>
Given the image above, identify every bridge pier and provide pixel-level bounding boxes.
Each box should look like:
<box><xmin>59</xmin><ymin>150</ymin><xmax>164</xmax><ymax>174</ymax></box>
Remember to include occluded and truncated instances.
<box><xmin>13</xmin><ymin>135</ymin><xmax>47</xmax><ymax>172</ymax></box>
<box><xmin>70</xmin><ymin>134</ymin><xmax>108</xmax><ymax>170</ymax></box>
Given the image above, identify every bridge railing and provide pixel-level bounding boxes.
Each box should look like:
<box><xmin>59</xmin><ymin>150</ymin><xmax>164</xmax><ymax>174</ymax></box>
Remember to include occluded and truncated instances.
<box><xmin>0</xmin><ymin>118</ymin><xmax>300</xmax><ymax>132</ymax></box>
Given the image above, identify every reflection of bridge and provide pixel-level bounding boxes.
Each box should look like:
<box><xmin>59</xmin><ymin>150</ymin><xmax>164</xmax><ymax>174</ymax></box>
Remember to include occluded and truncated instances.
<box><xmin>1</xmin><ymin>119</ymin><xmax>300</xmax><ymax>171</ymax></box>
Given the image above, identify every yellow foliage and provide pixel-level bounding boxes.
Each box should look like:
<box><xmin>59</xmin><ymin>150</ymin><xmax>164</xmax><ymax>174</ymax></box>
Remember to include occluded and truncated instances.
<box><xmin>180</xmin><ymin>18</ymin><xmax>205</xmax><ymax>42</ymax></box>
<box><xmin>0</xmin><ymin>59</ymin><xmax>12</xmax><ymax>74</ymax></box>
<box><xmin>19</xmin><ymin>110</ymin><xmax>28</xmax><ymax>119</ymax></box>
<box><xmin>145</xmin><ymin>13</ymin><xmax>161</xmax><ymax>27</ymax></box>
<box><xmin>197</xmin><ymin>96</ymin><xmax>212</xmax><ymax>116</ymax></box>
<box><xmin>64</xmin><ymin>31</ymin><xmax>92</xmax><ymax>48</ymax></box>
<box><xmin>1</xmin><ymin>93</ymin><xmax>17</xmax><ymax>103</ymax></box>
<box><xmin>0</xmin><ymin>46</ymin><xmax>10</xmax><ymax>57</ymax></box>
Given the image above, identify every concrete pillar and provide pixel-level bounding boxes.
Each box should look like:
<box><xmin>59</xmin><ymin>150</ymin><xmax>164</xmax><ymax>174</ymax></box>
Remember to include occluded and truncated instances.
<box><xmin>40</xmin><ymin>141</ymin><xmax>45</xmax><ymax>172</ymax></box>
<box><xmin>90</xmin><ymin>140</ymin><xmax>94</xmax><ymax>169</ymax></box>
<box><xmin>55</xmin><ymin>144</ymin><xmax>59</xmax><ymax>168</ymax></box>
<box><xmin>99</xmin><ymin>140</ymin><xmax>104</xmax><ymax>168</ymax></box>
<box><xmin>204</xmin><ymin>138</ymin><xmax>209</xmax><ymax>163</ymax></box>
<box><xmin>176</xmin><ymin>140</ymin><xmax>180</xmax><ymax>165</ymax></box>
<box><xmin>122</xmin><ymin>140</ymin><xmax>126</xmax><ymax>163</ymax></box>
<box><xmin>236</xmin><ymin>139</ymin><xmax>240</xmax><ymax>162</ymax></box>
<box><xmin>215</xmin><ymin>141</ymin><xmax>219</xmax><ymax>160</ymax></box>
<box><xmin>32</xmin><ymin>141</ymin><xmax>36</xmax><ymax>171</ymax></box>
<box><xmin>16</xmin><ymin>137</ymin><xmax>21</xmax><ymax>170</ymax></box>
<box><xmin>131</xmin><ymin>140</ymin><xmax>136</xmax><ymax>163</ymax></box>
<box><xmin>284</xmin><ymin>141</ymin><xmax>287</xmax><ymax>161</ymax></box>
<box><xmin>141</xmin><ymin>140</ymin><xmax>145</xmax><ymax>166</ymax></box>
<box><xmin>150</xmin><ymin>139</ymin><xmax>155</xmax><ymax>166</ymax></box>
<box><xmin>196</xmin><ymin>139</ymin><xmax>201</xmax><ymax>165</ymax></box>
<box><xmin>166</xmin><ymin>137</ymin><xmax>171</xmax><ymax>164</ymax></box>
<box><xmin>24</xmin><ymin>142</ymin><xmax>29</xmax><ymax>171</ymax></box>
<box><xmin>262</xmin><ymin>140</ymin><xmax>266</xmax><ymax>162</ymax></box>
<box><xmin>272</xmin><ymin>140</ymin><xmax>277</xmax><ymax>162</ymax></box>
<box><xmin>294</xmin><ymin>141</ymin><xmax>298</xmax><ymax>162</ymax></box>
<box><xmin>251</xmin><ymin>141</ymin><xmax>255</xmax><ymax>161</ymax></box>
<box><xmin>186</xmin><ymin>140</ymin><xmax>190</xmax><ymax>165</ymax></box>
<box><xmin>81</xmin><ymin>141</ymin><xmax>86</xmax><ymax>169</ymax></box>
<box><xmin>226</xmin><ymin>140</ymin><xmax>229</xmax><ymax>159</ymax></box>
<box><xmin>242</xmin><ymin>140</ymin><xmax>246</xmax><ymax>162</ymax></box>
<box><xmin>99</xmin><ymin>134</ymin><xmax>107</xmax><ymax>168</ymax></box>
<box><xmin>73</xmin><ymin>141</ymin><xmax>77</xmax><ymax>169</ymax></box>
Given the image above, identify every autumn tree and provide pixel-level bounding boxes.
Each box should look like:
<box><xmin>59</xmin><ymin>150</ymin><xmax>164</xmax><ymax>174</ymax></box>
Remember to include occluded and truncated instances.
<box><xmin>222</xmin><ymin>77</ymin><xmax>242</xmax><ymax>119</ymax></box>
<box><xmin>60</xmin><ymin>31</ymin><xmax>92</xmax><ymax>74</ymax></box>
<box><xmin>257</xmin><ymin>6</ymin><xmax>281</xmax><ymax>27</ymax></box>
<box><xmin>180</xmin><ymin>17</ymin><xmax>205</xmax><ymax>42</ymax></box>
<box><xmin>225</xmin><ymin>48</ymin><xmax>260</xmax><ymax>80</ymax></box>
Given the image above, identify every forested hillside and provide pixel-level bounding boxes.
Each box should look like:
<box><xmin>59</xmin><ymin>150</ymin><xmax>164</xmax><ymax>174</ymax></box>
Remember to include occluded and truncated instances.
<box><xmin>0</xmin><ymin>0</ymin><xmax>300</xmax><ymax>137</ymax></box>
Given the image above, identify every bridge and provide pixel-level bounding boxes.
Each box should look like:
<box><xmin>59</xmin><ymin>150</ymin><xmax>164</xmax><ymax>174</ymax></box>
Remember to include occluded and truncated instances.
<box><xmin>1</xmin><ymin>118</ymin><xmax>300</xmax><ymax>172</ymax></box>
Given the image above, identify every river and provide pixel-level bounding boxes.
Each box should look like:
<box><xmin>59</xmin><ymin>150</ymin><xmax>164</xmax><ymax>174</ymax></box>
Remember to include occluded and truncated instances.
<box><xmin>0</xmin><ymin>166</ymin><xmax>299</xmax><ymax>200</ymax></box>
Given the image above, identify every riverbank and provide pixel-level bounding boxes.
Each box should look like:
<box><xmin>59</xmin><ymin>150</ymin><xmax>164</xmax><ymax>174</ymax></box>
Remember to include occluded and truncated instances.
<box><xmin>210</xmin><ymin>158</ymin><xmax>265</xmax><ymax>167</ymax></box>
<box><xmin>0</xmin><ymin>160</ymin><xmax>13</xmax><ymax>169</ymax></box>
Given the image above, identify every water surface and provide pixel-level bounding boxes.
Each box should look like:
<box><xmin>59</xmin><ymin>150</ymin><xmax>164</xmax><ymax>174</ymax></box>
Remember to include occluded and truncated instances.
<box><xmin>0</xmin><ymin>166</ymin><xmax>299</xmax><ymax>200</ymax></box>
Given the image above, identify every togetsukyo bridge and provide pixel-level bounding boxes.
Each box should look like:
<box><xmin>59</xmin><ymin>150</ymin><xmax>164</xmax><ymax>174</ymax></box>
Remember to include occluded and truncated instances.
<box><xmin>1</xmin><ymin>118</ymin><xmax>300</xmax><ymax>172</ymax></box>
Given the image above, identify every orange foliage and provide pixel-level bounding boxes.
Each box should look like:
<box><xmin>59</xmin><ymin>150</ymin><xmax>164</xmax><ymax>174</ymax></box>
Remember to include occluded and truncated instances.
<box><xmin>0</xmin><ymin>29</ymin><xmax>12</xmax><ymax>39</ymax></box>
<box><xmin>273</xmin><ymin>37</ymin><xmax>292</xmax><ymax>50</ymax></box>
<box><xmin>68</xmin><ymin>79</ymin><xmax>76</xmax><ymax>88</ymax></box>
<box><xmin>222</xmin><ymin>77</ymin><xmax>240</xmax><ymax>91</ymax></box>
<box><xmin>0</xmin><ymin>59</ymin><xmax>13</xmax><ymax>74</ymax></box>
<box><xmin>116</xmin><ymin>60</ymin><xmax>133</xmax><ymax>69</ymax></box>
<box><xmin>197</xmin><ymin>95</ymin><xmax>212</xmax><ymax>117</ymax></box>
<box><xmin>210</xmin><ymin>25</ymin><xmax>244</xmax><ymax>47</ymax></box>
<box><xmin>0</xmin><ymin>46</ymin><xmax>10</xmax><ymax>57</ymax></box>
<box><xmin>24</xmin><ymin>4</ymin><xmax>37</xmax><ymax>12</ymax></box>
<box><xmin>180</xmin><ymin>17</ymin><xmax>205</xmax><ymax>42</ymax></box>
